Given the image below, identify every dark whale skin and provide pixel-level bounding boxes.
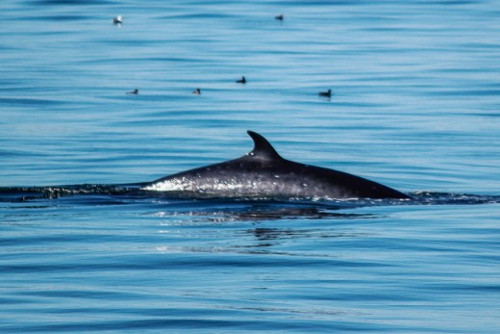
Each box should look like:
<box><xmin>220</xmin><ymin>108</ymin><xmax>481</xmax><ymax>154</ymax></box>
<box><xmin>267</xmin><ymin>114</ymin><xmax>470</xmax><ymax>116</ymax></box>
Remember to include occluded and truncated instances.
<box><xmin>142</xmin><ymin>131</ymin><xmax>410</xmax><ymax>200</ymax></box>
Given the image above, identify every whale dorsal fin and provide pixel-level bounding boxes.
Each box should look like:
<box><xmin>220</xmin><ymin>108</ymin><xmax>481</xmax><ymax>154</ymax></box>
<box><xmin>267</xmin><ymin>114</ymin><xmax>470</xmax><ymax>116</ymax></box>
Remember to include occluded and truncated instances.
<box><xmin>246</xmin><ymin>130</ymin><xmax>283</xmax><ymax>161</ymax></box>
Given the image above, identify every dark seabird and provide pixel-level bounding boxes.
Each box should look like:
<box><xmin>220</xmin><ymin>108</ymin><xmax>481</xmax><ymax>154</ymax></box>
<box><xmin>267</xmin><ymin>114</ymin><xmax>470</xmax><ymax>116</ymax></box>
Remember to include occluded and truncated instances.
<box><xmin>236</xmin><ymin>76</ymin><xmax>246</xmax><ymax>84</ymax></box>
<box><xmin>318</xmin><ymin>89</ymin><xmax>332</xmax><ymax>98</ymax></box>
<box><xmin>192</xmin><ymin>88</ymin><xmax>201</xmax><ymax>95</ymax></box>
<box><xmin>113</xmin><ymin>15</ymin><xmax>122</xmax><ymax>24</ymax></box>
<box><xmin>126</xmin><ymin>89</ymin><xmax>139</xmax><ymax>95</ymax></box>
<box><xmin>275</xmin><ymin>14</ymin><xmax>284</xmax><ymax>21</ymax></box>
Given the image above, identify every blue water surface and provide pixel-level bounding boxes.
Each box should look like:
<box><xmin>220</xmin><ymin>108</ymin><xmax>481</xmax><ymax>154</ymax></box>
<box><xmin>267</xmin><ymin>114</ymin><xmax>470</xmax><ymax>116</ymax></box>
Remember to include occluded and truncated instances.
<box><xmin>1</xmin><ymin>0</ymin><xmax>499</xmax><ymax>332</ymax></box>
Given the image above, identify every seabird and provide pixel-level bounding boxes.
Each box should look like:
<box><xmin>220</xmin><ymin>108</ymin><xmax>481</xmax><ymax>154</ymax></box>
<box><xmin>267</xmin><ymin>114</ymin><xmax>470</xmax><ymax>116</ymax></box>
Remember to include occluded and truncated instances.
<box><xmin>236</xmin><ymin>76</ymin><xmax>246</xmax><ymax>84</ymax></box>
<box><xmin>318</xmin><ymin>89</ymin><xmax>332</xmax><ymax>98</ymax></box>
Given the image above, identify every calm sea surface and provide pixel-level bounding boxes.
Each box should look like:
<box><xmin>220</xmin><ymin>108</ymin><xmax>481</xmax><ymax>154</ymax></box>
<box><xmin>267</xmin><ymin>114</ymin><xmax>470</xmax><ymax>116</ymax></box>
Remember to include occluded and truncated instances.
<box><xmin>1</xmin><ymin>0</ymin><xmax>499</xmax><ymax>332</ymax></box>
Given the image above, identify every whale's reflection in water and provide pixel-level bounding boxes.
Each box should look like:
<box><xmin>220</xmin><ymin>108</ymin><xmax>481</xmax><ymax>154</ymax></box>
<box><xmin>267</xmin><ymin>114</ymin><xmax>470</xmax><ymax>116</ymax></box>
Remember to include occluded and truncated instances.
<box><xmin>153</xmin><ymin>202</ymin><xmax>375</xmax><ymax>257</ymax></box>
<box><xmin>151</xmin><ymin>200</ymin><xmax>374</xmax><ymax>222</ymax></box>
<box><xmin>205</xmin><ymin>205</ymin><xmax>371</xmax><ymax>222</ymax></box>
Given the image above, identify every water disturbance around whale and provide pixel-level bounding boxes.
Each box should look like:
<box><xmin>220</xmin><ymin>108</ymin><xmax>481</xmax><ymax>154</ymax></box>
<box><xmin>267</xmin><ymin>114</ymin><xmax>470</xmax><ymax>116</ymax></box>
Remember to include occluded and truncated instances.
<box><xmin>142</xmin><ymin>131</ymin><xmax>411</xmax><ymax>200</ymax></box>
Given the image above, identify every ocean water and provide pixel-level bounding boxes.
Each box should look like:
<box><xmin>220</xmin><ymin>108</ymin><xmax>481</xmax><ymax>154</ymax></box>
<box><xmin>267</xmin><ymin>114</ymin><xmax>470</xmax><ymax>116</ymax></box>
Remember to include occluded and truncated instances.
<box><xmin>1</xmin><ymin>0</ymin><xmax>499</xmax><ymax>332</ymax></box>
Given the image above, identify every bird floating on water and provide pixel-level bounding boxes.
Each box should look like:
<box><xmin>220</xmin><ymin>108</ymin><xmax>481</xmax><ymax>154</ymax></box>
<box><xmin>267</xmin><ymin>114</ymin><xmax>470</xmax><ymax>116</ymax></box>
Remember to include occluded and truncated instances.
<box><xmin>318</xmin><ymin>89</ymin><xmax>332</xmax><ymax>98</ymax></box>
<box><xmin>126</xmin><ymin>89</ymin><xmax>138</xmax><ymax>95</ymax></box>
<box><xmin>113</xmin><ymin>15</ymin><xmax>122</xmax><ymax>24</ymax></box>
<box><xmin>275</xmin><ymin>14</ymin><xmax>284</xmax><ymax>21</ymax></box>
<box><xmin>192</xmin><ymin>88</ymin><xmax>201</xmax><ymax>95</ymax></box>
<box><xmin>236</xmin><ymin>76</ymin><xmax>246</xmax><ymax>84</ymax></box>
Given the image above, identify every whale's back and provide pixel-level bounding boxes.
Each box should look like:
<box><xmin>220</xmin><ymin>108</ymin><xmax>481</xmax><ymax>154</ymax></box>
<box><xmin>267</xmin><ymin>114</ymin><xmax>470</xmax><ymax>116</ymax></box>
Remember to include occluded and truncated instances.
<box><xmin>142</xmin><ymin>131</ymin><xmax>409</xmax><ymax>200</ymax></box>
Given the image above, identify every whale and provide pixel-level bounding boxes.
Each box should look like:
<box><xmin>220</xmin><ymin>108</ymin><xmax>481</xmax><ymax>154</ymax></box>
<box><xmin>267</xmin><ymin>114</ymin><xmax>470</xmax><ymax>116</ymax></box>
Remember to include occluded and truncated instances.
<box><xmin>141</xmin><ymin>131</ymin><xmax>410</xmax><ymax>200</ymax></box>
